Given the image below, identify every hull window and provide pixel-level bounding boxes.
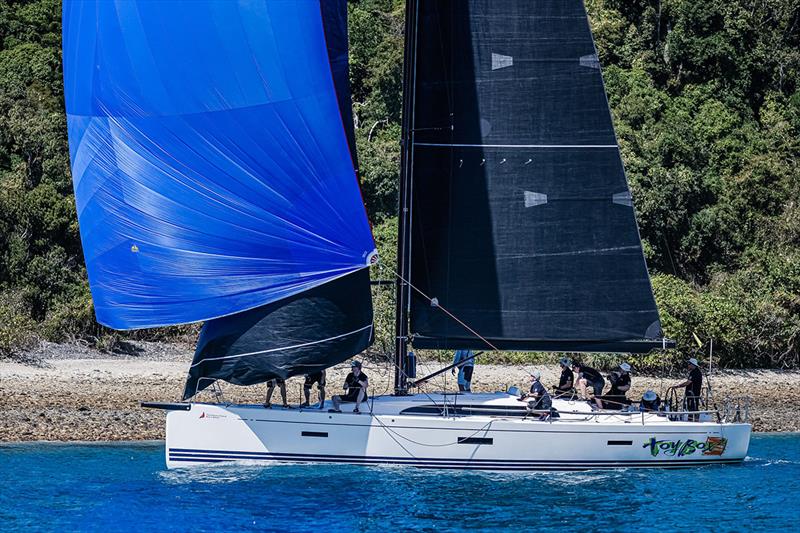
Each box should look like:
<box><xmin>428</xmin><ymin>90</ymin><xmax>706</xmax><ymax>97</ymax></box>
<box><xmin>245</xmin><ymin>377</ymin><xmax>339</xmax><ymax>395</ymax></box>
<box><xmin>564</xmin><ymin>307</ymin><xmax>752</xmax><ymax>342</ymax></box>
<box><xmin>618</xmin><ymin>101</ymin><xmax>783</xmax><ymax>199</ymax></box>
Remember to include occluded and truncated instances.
<box><xmin>301</xmin><ymin>431</ymin><xmax>329</xmax><ymax>438</ymax></box>
<box><xmin>458</xmin><ymin>437</ymin><xmax>493</xmax><ymax>445</ymax></box>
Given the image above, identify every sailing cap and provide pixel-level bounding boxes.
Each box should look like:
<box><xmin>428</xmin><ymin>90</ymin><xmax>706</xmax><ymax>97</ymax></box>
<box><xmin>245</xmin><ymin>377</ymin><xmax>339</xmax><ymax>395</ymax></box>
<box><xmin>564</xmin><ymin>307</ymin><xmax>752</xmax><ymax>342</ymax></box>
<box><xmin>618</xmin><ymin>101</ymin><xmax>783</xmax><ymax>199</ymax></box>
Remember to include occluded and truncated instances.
<box><xmin>642</xmin><ymin>390</ymin><xmax>657</xmax><ymax>402</ymax></box>
<box><xmin>531</xmin><ymin>370</ymin><xmax>541</xmax><ymax>380</ymax></box>
<box><xmin>559</xmin><ymin>357</ymin><xmax>571</xmax><ymax>367</ymax></box>
<box><xmin>687</xmin><ymin>358</ymin><xmax>699</xmax><ymax>367</ymax></box>
<box><xmin>619</xmin><ymin>362</ymin><xmax>631</xmax><ymax>372</ymax></box>
<box><xmin>350</xmin><ymin>360</ymin><xmax>362</xmax><ymax>368</ymax></box>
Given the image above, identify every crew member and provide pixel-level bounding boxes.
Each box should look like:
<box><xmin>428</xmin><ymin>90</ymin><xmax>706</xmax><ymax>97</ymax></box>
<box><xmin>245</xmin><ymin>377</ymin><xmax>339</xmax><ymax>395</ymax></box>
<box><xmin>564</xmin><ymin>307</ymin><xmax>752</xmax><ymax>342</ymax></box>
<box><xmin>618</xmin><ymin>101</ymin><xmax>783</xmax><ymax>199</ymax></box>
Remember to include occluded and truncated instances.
<box><xmin>639</xmin><ymin>390</ymin><xmax>661</xmax><ymax>412</ymax></box>
<box><xmin>554</xmin><ymin>357</ymin><xmax>574</xmax><ymax>398</ymax></box>
<box><xmin>668</xmin><ymin>358</ymin><xmax>703</xmax><ymax>421</ymax></box>
<box><xmin>330</xmin><ymin>361</ymin><xmax>369</xmax><ymax>414</ymax></box>
<box><xmin>602</xmin><ymin>362</ymin><xmax>632</xmax><ymax>410</ymax></box>
<box><xmin>265</xmin><ymin>378</ymin><xmax>289</xmax><ymax>409</ymax></box>
<box><xmin>451</xmin><ymin>349</ymin><xmax>475</xmax><ymax>392</ymax></box>
<box><xmin>518</xmin><ymin>370</ymin><xmax>552</xmax><ymax>420</ymax></box>
<box><xmin>300</xmin><ymin>369</ymin><xmax>326</xmax><ymax>409</ymax></box>
<box><xmin>572</xmin><ymin>362</ymin><xmax>605</xmax><ymax>409</ymax></box>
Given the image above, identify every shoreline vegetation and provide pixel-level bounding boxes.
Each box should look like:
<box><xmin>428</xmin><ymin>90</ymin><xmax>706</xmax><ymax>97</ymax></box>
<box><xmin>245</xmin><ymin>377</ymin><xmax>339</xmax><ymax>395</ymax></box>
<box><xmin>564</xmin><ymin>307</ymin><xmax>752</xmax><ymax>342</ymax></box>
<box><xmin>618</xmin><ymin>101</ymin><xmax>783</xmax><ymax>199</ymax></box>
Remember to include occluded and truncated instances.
<box><xmin>0</xmin><ymin>0</ymin><xmax>798</xmax><ymax>371</ymax></box>
<box><xmin>1</xmin><ymin>341</ymin><xmax>798</xmax><ymax>442</ymax></box>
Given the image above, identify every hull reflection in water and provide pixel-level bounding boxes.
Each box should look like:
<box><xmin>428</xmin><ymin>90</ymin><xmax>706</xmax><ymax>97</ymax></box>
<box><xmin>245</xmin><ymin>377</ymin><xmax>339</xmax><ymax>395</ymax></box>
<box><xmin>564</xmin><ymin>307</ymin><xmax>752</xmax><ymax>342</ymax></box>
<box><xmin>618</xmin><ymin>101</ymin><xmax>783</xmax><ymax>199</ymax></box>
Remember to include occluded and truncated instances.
<box><xmin>165</xmin><ymin>393</ymin><xmax>750</xmax><ymax>471</ymax></box>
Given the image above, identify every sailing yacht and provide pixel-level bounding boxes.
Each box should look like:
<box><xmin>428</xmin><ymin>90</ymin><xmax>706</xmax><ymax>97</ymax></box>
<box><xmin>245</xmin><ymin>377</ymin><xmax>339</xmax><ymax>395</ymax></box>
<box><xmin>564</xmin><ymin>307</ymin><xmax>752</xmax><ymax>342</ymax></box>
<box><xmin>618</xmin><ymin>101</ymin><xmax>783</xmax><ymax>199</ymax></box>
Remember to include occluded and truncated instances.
<box><xmin>62</xmin><ymin>0</ymin><xmax>751</xmax><ymax>470</ymax></box>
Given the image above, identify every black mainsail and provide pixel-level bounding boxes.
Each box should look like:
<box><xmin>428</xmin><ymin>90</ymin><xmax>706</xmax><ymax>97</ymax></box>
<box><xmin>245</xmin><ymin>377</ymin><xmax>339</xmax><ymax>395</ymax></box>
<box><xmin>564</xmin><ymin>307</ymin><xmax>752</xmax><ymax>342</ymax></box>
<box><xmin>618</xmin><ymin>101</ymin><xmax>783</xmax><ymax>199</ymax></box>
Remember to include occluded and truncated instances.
<box><xmin>397</xmin><ymin>0</ymin><xmax>671</xmax><ymax>357</ymax></box>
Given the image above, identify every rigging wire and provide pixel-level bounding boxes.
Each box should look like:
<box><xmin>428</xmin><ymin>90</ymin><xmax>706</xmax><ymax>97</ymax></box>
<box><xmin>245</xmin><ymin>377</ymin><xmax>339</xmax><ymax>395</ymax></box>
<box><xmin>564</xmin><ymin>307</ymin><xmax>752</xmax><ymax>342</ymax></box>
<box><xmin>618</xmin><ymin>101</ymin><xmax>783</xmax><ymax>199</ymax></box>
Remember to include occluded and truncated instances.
<box><xmin>391</xmin><ymin>268</ymin><xmax>539</xmax><ymax>378</ymax></box>
<box><xmin>371</xmin><ymin>417</ymin><xmax>495</xmax><ymax>449</ymax></box>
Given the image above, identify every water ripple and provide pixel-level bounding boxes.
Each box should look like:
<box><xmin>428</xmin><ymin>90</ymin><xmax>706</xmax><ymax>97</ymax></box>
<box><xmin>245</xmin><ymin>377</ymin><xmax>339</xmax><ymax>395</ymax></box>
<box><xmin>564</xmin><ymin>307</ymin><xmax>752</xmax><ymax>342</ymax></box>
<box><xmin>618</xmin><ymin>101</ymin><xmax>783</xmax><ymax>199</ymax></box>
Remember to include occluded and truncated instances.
<box><xmin>1</xmin><ymin>434</ymin><xmax>799</xmax><ymax>532</ymax></box>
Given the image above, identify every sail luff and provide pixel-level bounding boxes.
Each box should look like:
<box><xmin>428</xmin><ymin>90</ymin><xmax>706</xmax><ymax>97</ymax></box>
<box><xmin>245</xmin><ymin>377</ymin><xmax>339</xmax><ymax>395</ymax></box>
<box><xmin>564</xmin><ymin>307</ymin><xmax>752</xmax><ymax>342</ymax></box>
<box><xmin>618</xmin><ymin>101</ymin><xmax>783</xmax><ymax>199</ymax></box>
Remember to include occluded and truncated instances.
<box><xmin>406</xmin><ymin>0</ymin><xmax>670</xmax><ymax>353</ymax></box>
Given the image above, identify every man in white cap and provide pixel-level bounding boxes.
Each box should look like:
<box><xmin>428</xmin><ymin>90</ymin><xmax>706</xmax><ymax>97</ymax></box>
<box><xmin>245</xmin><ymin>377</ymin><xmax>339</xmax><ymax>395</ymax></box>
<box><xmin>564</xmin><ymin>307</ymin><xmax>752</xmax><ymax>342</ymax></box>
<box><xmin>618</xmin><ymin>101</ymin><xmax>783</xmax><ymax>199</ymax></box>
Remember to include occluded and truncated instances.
<box><xmin>554</xmin><ymin>357</ymin><xmax>574</xmax><ymax>398</ymax></box>
<box><xmin>639</xmin><ymin>390</ymin><xmax>661</xmax><ymax>411</ymax></box>
<box><xmin>668</xmin><ymin>358</ymin><xmax>703</xmax><ymax>421</ymax></box>
<box><xmin>602</xmin><ymin>362</ymin><xmax>632</xmax><ymax>409</ymax></box>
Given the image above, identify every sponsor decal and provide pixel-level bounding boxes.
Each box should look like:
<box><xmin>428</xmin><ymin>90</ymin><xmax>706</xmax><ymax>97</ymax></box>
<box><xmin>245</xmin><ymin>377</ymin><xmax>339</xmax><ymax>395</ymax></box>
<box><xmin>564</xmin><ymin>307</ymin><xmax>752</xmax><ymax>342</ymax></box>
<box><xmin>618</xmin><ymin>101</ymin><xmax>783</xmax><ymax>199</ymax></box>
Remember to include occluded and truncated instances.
<box><xmin>198</xmin><ymin>411</ymin><xmax>225</xmax><ymax>420</ymax></box>
<box><xmin>643</xmin><ymin>437</ymin><xmax>728</xmax><ymax>457</ymax></box>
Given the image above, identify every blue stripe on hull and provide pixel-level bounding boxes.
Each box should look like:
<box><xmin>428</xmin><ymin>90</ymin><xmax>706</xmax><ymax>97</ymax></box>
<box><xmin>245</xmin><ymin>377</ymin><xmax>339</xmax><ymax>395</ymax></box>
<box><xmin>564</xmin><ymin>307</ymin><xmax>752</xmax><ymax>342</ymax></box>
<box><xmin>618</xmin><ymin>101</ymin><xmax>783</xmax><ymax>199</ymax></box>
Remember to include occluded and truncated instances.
<box><xmin>167</xmin><ymin>448</ymin><xmax>742</xmax><ymax>470</ymax></box>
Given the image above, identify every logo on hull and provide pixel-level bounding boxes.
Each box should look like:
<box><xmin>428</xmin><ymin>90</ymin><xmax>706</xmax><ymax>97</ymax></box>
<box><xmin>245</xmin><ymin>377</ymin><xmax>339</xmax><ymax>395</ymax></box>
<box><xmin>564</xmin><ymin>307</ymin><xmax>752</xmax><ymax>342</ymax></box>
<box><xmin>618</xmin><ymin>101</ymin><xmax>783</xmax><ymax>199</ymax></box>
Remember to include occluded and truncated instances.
<box><xmin>643</xmin><ymin>437</ymin><xmax>728</xmax><ymax>457</ymax></box>
<box><xmin>198</xmin><ymin>411</ymin><xmax>225</xmax><ymax>420</ymax></box>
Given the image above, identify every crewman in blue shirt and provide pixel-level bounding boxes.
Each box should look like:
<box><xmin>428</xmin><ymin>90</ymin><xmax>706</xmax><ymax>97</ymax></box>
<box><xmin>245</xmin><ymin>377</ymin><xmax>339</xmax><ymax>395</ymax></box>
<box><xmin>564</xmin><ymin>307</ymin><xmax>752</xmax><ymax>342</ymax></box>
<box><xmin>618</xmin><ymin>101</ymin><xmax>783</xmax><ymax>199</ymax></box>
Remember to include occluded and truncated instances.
<box><xmin>451</xmin><ymin>349</ymin><xmax>475</xmax><ymax>392</ymax></box>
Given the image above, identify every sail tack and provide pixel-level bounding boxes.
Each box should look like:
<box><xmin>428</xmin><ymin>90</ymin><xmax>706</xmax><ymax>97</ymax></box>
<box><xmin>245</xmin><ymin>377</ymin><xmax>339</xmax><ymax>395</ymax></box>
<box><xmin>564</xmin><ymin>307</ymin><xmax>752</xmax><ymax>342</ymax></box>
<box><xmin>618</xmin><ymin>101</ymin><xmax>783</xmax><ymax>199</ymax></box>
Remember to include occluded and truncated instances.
<box><xmin>407</xmin><ymin>0</ymin><xmax>667</xmax><ymax>352</ymax></box>
<box><xmin>62</xmin><ymin>0</ymin><xmax>375</xmax><ymax>330</ymax></box>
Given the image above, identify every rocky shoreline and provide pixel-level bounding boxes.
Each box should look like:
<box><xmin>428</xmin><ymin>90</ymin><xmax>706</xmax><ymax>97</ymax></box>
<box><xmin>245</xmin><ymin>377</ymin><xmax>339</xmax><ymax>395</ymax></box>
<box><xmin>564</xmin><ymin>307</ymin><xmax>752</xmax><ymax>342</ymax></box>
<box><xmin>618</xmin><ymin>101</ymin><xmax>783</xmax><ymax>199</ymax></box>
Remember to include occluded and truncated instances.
<box><xmin>1</xmin><ymin>341</ymin><xmax>798</xmax><ymax>441</ymax></box>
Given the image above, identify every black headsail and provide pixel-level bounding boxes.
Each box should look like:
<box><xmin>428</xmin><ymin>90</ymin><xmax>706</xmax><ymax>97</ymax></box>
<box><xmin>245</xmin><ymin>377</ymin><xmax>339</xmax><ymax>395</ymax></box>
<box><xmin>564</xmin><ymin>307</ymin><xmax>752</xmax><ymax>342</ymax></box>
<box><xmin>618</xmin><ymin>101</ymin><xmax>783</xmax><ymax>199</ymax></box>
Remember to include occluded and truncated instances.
<box><xmin>399</xmin><ymin>0</ymin><xmax>671</xmax><ymax>354</ymax></box>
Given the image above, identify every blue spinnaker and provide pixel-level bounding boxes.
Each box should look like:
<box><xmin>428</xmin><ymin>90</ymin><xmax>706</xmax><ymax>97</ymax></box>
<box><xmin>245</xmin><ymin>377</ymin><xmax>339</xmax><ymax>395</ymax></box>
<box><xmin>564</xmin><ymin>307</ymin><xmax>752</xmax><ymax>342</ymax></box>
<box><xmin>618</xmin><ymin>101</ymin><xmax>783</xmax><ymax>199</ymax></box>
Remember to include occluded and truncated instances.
<box><xmin>63</xmin><ymin>0</ymin><xmax>375</xmax><ymax>330</ymax></box>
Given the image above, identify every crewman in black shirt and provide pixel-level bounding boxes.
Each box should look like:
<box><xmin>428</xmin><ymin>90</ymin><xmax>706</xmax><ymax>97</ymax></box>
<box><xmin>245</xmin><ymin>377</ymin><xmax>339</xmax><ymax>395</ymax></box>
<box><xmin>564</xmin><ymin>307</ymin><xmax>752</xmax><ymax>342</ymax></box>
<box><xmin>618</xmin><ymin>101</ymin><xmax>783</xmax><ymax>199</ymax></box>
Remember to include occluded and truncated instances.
<box><xmin>554</xmin><ymin>357</ymin><xmax>574</xmax><ymax>398</ymax></box>
<box><xmin>330</xmin><ymin>360</ymin><xmax>369</xmax><ymax>414</ymax></box>
<box><xmin>518</xmin><ymin>370</ymin><xmax>552</xmax><ymax>420</ymax></box>
<box><xmin>572</xmin><ymin>362</ymin><xmax>605</xmax><ymax>409</ymax></box>
<box><xmin>602</xmin><ymin>362</ymin><xmax>632</xmax><ymax>410</ymax></box>
<box><xmin>668</xmin><ymin>358</ymin><xmax>703</xmax><ymax>421</ymax></box>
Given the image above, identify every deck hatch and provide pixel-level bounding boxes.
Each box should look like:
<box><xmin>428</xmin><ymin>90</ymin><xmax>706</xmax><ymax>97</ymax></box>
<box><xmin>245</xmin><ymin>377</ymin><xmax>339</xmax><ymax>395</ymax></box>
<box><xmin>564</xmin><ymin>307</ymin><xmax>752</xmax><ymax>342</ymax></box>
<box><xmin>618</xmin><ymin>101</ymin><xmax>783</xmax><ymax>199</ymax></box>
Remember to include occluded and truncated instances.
<box><xmin>458</xmin><ymin>437</ymin><xmax>493</xmax><ymax>445</ymax></box>
<box><xmin>301</xmin><ymin>431</ymin><xmax>329</xmax><ymax>438</ymax></box>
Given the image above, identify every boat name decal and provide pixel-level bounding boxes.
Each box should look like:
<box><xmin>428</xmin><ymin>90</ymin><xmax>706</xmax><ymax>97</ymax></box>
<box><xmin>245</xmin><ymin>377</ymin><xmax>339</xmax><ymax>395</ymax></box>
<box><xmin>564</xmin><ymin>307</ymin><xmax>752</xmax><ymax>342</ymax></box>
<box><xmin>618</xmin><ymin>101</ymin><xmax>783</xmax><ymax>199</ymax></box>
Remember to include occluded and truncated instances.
<box><xmin>643</xmin><ymin>437</ymin><xmax>727</xmax><ymax>457</ymax></box>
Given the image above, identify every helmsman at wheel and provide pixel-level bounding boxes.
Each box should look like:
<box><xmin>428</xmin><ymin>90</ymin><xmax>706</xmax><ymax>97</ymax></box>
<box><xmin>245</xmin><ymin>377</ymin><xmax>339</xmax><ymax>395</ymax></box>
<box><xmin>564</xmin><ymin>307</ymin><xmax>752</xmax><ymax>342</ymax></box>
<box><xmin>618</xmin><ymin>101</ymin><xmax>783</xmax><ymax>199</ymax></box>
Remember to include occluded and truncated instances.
<box><xmin>668</xmin><ymin>357</ymin><xmax>704</xmax><ymax>421</ymax></box>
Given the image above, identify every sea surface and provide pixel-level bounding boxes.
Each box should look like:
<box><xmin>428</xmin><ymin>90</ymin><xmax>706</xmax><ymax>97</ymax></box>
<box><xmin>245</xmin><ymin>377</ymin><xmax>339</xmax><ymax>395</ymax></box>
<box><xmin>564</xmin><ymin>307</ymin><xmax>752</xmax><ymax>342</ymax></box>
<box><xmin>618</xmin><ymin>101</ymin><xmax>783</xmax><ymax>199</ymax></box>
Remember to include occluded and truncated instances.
<box><xmin>1</xmin><ymin>433</ymin><xmax>797</xmax><ymax>532</ymax></box>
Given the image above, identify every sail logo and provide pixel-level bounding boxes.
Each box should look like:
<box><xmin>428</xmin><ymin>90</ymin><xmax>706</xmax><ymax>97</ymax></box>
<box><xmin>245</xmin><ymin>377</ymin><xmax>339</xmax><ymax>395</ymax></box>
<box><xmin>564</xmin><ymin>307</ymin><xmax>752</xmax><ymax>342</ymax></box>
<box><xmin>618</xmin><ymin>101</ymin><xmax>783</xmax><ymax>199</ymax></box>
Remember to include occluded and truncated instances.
<box><xmin>491</xmin><ymin>53</ymin><xmax>513</xmax><ymax>70</ymax></box>
<box><xmin>643</xmin><ymin>437</ymin><xmax>728</xmax><ymax>457</ymax></box>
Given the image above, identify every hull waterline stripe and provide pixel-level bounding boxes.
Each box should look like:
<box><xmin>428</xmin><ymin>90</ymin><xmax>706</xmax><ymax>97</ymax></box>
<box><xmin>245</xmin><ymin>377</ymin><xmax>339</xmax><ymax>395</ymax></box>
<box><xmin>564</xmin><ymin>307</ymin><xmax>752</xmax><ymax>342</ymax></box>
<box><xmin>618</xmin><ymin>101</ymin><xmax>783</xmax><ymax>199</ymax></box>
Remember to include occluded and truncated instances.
<box><xmin>190</xmin><ymin>323</ymin><xmax>373</xmax><ymax>367</ymax></box>
<box><xmin>167</xmin><ymin>449</ymin><xmax>743</xmax><ymax>466</ymax></box>
<box><xmin>168</xmin><ymin>454</ymin><xmax>741</xmax><ymax>468</ymax></box>
<box><xmin>167</xmin><ymin>452</ymin><xmax>742</xmax><ymax>470</ymax></box>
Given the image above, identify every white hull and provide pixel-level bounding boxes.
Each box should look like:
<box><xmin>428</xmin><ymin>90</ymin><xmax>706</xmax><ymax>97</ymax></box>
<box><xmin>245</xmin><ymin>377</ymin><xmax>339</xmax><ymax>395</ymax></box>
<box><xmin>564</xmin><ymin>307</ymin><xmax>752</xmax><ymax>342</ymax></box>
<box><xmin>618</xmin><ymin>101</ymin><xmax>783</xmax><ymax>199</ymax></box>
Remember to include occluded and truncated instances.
<box><xmin>165</xmin><ymin>393</ymin><xmax>750</xmax><ymax>471</ymax></box>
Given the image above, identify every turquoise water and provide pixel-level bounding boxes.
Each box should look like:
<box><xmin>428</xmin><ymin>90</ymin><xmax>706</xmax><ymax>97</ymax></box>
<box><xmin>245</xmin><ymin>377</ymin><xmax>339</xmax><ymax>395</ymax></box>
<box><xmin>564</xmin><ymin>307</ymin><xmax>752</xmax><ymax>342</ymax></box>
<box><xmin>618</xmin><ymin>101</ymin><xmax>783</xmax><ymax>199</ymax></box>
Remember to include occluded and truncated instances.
<box><xmin>1</xmin><ymin>434</ymin><xmax>797</xmax><ymax>532</ymax></box>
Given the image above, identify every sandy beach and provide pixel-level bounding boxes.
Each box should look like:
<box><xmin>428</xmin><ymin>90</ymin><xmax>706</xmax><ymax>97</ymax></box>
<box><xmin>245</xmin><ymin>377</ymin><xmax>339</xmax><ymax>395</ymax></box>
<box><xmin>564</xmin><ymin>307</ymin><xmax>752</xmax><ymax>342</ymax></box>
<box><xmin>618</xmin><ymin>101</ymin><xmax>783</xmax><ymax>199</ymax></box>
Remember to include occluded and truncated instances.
<box><xmin>1</xmin><ymin>341</ymin><xmax>797</xmax><ymax>441</ymax></box>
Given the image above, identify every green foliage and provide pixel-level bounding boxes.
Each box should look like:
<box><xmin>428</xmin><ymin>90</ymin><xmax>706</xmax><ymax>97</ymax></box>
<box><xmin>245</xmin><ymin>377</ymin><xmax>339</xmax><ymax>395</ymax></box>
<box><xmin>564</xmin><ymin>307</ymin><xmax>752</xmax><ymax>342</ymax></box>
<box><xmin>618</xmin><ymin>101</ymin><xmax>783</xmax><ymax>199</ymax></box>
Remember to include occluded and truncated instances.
<box><xmin>348</xmin><ymin>0</ymin><xmax>404</xmax><ymax>221</ymax></box>
<box><xmin>0</xmin><ymin>289</ymin><xmax>36</xmax><ymax>358</ymax></box>
<box><xmin>368</xmin><ymin>217</ymin><xmax>398</xmax><ymax>358</ymax></box>
<box><xmin>0</xmin><ymin>0</ymin><xmax>797</xmax><ymax>369</ymax></box>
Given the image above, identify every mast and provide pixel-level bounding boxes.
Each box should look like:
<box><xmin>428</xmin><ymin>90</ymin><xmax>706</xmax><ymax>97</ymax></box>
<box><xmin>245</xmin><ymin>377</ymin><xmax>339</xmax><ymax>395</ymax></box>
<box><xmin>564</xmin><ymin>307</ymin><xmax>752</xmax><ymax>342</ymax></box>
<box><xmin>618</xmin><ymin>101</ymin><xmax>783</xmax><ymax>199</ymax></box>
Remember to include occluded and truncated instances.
<box><xmin>394</xmin><ymin>0</ymin><xmax>419</xmax><ymax>395</ymax></box>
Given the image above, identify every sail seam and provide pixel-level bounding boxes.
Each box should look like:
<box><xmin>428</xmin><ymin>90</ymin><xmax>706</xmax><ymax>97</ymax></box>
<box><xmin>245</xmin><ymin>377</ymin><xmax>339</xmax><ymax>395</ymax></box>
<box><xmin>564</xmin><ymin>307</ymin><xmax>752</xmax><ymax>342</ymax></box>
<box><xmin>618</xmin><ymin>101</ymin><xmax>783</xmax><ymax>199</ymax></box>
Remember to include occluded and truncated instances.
<box><xmin>189</xmin><ymin>323</ymin><xmax>373</xmax><ymax>367</ymax></box>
